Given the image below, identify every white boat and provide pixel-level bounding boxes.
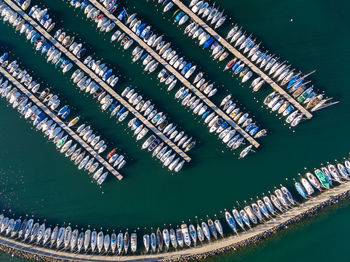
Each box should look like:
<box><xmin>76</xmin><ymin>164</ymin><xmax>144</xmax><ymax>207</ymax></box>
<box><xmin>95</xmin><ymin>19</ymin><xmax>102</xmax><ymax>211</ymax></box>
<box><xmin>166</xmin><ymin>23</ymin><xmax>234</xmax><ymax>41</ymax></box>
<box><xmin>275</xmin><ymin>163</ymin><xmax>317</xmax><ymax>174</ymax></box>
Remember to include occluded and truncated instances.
<box><xmin>91</xmin><ymin>231</ymin><xmax>97</xmax><ymax>252</ymax></box>
<box><xmin>83</xmin><ymin>229</ymin><xmax>91</xmax><ymax>252</ymax></box>
<box><xmin>181</xmin><ymin>224</ymin><xmax>191</xmax><ymax>247</ymax></box>
<box><xmin>63</xmin><ymin>226</ymin><xmax>72</xmax><ymax>249</ymax></box>
<box><xmin>97</xmin><ymin>231</ymin><xmax>104</xmax><ymax>253</ymax></box>
<box><xmin>103</xmin><ymin>234</ymin><xmax>110</xmax><ymax>253</ymax></box>
<box><xmin>143</xmin><ymin>234</ymin><xmax>150</xmax><ymax>253</ymax></box>
<box><xmin>111</xmin><ymin>233</ymin><xmax>117</xmax><ymax>253</ymax></box>
<box><xmin>301</xmin><ymin>178</ymin><xmax>314</xmax><ymax>196</ymax></box>
<box><xmin>97</xmin><ymin>172</ymin><xmax>108</xmax><ymax>185</ymax></box>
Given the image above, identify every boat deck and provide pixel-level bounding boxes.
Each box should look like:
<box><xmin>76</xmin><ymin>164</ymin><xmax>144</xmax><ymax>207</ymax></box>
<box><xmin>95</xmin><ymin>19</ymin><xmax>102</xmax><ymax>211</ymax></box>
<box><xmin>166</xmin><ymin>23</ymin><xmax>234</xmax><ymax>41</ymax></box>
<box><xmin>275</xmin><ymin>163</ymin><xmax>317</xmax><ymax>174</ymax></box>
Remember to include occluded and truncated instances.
<box><xmin>0</xmin><ymin>66</ymin><xmax>123</xmax><ymax>180</ymax></box>
<box><xmin>171</xmin><ymin>0</ymin><xmax>313</xmax><ymax>120</ymax></box>
<box><xmin>86</xmin><ymin>0</ymin><xmax>260</xmax><ymax>148</ymax></box>
<box><xmin>4</xmin><ymin>0</ymin><xmax>192</xmax><ymax>162</ymax></box>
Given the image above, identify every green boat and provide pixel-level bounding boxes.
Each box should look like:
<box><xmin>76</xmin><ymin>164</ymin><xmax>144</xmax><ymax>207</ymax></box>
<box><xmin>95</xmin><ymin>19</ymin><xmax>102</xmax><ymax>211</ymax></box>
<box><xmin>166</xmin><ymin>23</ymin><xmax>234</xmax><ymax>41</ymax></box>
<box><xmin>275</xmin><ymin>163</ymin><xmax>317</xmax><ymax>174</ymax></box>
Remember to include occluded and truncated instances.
<box><xmin>297</xmin><ymin>87</ymin><xmax>313</xmax><ymax>103</ymax></box>
<box><xmin>314</xmin><ymin>169</ymin><xmax>330</xmax><ymax>189</ymax></box>
<box><xmin>56</xmin><ymin>135</ymin><xmax>68</xmax><ymax>149</ymax></box>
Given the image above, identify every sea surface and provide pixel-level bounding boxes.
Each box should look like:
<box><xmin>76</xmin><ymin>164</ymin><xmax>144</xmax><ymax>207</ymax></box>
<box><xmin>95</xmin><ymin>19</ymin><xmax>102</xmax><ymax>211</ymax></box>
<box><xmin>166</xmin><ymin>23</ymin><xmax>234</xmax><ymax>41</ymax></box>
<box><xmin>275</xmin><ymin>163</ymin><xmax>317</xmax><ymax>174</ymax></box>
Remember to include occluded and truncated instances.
<box><xmin>0</xmin><ymin>0</ymin><xmax>349</xmax><ymax>261</ymax></box>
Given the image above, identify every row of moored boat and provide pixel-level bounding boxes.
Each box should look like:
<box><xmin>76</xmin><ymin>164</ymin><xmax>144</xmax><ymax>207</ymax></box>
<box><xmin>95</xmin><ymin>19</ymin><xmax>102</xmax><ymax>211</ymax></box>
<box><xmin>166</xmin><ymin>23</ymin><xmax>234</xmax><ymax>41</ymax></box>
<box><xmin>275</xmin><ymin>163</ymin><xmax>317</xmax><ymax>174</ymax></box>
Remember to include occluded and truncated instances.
<box><xmin>5</xmin><ymin>0</ymin><xmax>192</xmax><ymax>171</ymax></box>
<box><xmin>150</xmin><ymin>0</ymin><xmax>336</xmax><ymax>127</ymax></box>
<box><xmin>0</xmin><ymin>214</ymin><xmax>138</xmax><ymax>255</ymax></box>
<box><xmin>0</xmin><ymin>53</ymin><xmax>119</xmax><ymax>184</ymax></box>
<box><xmin>68</xmin><ymin>0</ymin><xmax>264</xmax><ymax>157</ymax></box>
<box><xmin>295</xmin><ymin>160</ymin><xmax>350</xmax><ymax>198</ymax></box>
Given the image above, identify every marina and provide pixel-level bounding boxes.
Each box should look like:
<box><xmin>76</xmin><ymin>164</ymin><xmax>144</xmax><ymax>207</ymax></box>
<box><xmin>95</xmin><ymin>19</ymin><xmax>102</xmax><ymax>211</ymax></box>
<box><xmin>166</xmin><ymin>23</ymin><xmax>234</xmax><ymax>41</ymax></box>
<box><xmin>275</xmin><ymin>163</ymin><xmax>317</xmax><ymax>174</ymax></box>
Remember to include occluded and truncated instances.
<box><xmin>0</xmin><ymin>56</ymin><xmax>123</xmax><ymax>181</ymax></box>
<box><xmin>0</xmin><ymin>0</ymin><xmax>348</xmax><ymax>261</ymax></box>
<box><xmin>168</xmin><ymin>0</ymin><xmax>315</xmax><ymax>119</ymax></box>
<box><xmin>0</xmin><ymin>156</ymin><xmax>349</xmax><ymax>259</ymax></box>
<box><xmin>2</xmin><ymin>0</ymin><xmax>192</xmax><ymax>166</ymax></box>
<box><xmin>75</xmin><ymin>0</ymin><xmax>262</xmax><ymax>150</ymax></box>
<box><xmin>150</xmin><ymin>0</ymin><xmax>338</xmax><ymax>125</ymax></box>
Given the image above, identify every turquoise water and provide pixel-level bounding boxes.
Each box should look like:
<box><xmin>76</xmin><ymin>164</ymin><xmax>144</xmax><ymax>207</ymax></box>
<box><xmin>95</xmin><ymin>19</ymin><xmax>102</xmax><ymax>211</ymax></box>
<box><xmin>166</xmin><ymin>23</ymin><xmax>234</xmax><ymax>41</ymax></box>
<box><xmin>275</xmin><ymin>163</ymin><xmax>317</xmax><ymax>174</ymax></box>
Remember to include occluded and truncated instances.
<box><xmin>0</xmin><ymin>0</ymin><xmax>349</xmax><ymax>261</ymax></box>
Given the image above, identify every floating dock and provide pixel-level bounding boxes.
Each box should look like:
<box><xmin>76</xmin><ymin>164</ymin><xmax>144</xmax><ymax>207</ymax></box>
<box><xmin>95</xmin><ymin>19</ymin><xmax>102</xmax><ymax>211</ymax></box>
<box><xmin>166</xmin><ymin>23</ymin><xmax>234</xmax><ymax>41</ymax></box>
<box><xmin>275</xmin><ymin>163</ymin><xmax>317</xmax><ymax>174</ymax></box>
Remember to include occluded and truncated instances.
<box><xmin>4</xmin><ymin>0</ymin><xmax>192</xmax><ymax>162</ymax></box>
<box><xmin>0</xmin><ymin>65</ymin><xmax>123</xmax><ymax>180</ymax></box>
<box><xmin>171</xmin><ymin>0</ymin><xmax>313</xmax><ymax>120</ymax></box>
<box><xmin>85</xmin><ymin>0</ymin><xmax>260</xmax><ymax>148</ymax></box>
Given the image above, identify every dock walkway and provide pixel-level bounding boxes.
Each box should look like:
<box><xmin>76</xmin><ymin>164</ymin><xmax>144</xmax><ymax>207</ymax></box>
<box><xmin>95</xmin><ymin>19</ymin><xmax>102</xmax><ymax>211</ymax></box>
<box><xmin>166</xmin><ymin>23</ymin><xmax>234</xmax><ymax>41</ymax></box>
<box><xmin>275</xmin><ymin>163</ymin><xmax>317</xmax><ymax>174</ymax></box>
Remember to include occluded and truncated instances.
<box><xmin>4</xmin><ymin>0</ymin><xmax>191</xmax><ymax>162</ymax></box>
<box><xmin>0</xmin><ymin>65</ymin><xmax>123</xmax><ymax>180</ymax></box>
<box><xmin>87</xmin><ymin>0</ymin><xmax>260</xmax><ymax>148</ymax></box>
<box><xmin>171</xmin><ymin>0</ymin><xmax>313</xmax><ymax>120</ymax></box>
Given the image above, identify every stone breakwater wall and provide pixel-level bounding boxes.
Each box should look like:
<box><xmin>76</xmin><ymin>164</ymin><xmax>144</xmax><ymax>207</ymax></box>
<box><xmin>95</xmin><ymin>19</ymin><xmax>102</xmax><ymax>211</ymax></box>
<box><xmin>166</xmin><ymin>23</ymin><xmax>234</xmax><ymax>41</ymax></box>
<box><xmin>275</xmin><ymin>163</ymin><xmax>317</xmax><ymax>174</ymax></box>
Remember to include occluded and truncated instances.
<box><xmin>164</xmin><ymin>191</ymin><xmax>350</xmax><ymax>262</ymax></box>
<box><xmin>0</xmin><ymin>190</ymin><xmax>348</xmax><ymax>262</ymax></box>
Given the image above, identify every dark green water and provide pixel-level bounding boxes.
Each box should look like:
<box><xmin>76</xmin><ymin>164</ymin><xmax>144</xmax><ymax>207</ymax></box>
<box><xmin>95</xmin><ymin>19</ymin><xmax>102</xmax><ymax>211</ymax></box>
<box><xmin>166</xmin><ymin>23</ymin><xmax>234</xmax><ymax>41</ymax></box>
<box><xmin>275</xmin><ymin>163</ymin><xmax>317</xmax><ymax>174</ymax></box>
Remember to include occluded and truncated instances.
<box><xmin>0</xmin><ymin>0</ymin><xmax>349</xmax><ymax>261</ymax></box>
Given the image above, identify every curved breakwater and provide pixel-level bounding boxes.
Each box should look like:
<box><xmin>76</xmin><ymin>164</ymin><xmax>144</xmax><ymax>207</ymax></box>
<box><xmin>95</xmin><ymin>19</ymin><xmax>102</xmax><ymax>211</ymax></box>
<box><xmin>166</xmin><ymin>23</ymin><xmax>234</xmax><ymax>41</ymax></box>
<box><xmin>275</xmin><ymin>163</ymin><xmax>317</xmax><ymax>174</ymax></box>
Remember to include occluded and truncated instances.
<box><xmin>0</xmin><ymin>180</ymin><xmax>349</xmax><ymax>261</ymax></box>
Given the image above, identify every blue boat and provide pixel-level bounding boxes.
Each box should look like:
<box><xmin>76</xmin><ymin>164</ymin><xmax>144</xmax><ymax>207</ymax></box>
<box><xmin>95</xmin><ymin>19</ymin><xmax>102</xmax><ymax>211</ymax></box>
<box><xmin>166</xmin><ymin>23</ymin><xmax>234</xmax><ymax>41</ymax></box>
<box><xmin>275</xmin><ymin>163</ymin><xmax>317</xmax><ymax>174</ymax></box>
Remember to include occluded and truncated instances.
<box><xmin>102</xmin><ymin>69</ymin><xmax>113</xmax><ymax>81</ymax></box>
<box><xmin>58</xmin><ymin>105</ymin><xmax>68</xmax><ymax>116</ymax></box>
<box><xmin>40</xmin><ymin>14</ymin><xmax>49</xmax><ymax>25</ymax></box>
<box><xmin>134</xmin><ymin>120</ymin><xmax>141</xmax><ymax>127</ymax></box>
<box><xmin>0</xmin><ymin>52</ymin><xmax>8</xmax><ymax>64</ymax></box>
<box><xmin>287</xmin><ymin>73</ymin><xmax>301</xmax><ymax>89</ymax></box>
<box><xmin>246</xmin><ymin>123</ymin><xmax>256</xmax><ymax>132</ymax></box>
<box><xmin>232</xmin><ymin>210</ymin><xmax>245</xmax><ymax>230</ymax></box>
<box><xmin>202</xmin><ymin>110</ymin><xmax>211</xmax><ymax>119</ymax></box>
<box><xmin>62</xmin><ymin>108</ymin><xmax>70</xmax><ymax>119</ymax></box>
<box><xmin>239</xmin><ymin>210</ymin><xmax>251</xmax><ymax>228</ymax></box>
<box><xmin>140</xmin><ymin>29</ymin><xmax>151</xmax><ymax>38</ymax></box>
<box><xmin>116</xmin><ymin>106</ymin><xmax>126</xmax><ymax>117</ymax></box>
<box><xmin>181</xmin><ymin>62</ymin><xmax>192</xmax><ymax>75</ymax></box>
<box><xmin>109</xmin><ymin>4</ymin><xmax>118</xmax><ymax>14</ymax></box>
<box><xmin>220</xmin><ymin>122</ymin><xmax>228</xmax><ymax>130</ymax></box>
<box><xmin>231</xmin><ymin>61</ymin><xmax>241</xmax><ymax>72</ymax></box>
<box><xmin>150</xmin><ymin>233</ymin><xmax>156</xmax><ymax>251</ymax></box>
<box><xmin>174</xmin><ymin>11</ymin><xmax>184</xmax><ymax>23</ymax></box>
<box><xmin>41</xmin><ymin>43</ymin><xmax>51</xmax><ymax>54</ymax></box>
<box><xmin>117</xmin><ymin>9</ymin><xmax>127</xmax><ymax>21</ymax></box>
<box><xmin>35</xmin><ymin>112</ymin><xmax>46</xmax><ymax>124</ymax></box>
<box><xmin>143</xmin><ymin>32</ymin><xmax>152</xmax><ymax>42</ymax></box>
<box><xmin>136</xmin><ymin>23</ymin><xmax>146</xmax><ymax>36</ymax></box>
<box><xmin>203</xmin><ymin>37</ymin><xmax>214</xmax><ymax>49</ymax></box>
<box><xmin>208</xmin><ymin>220</ymin><xmax>217</xmax><ymax>239</ymax></box>
<box><xmin>295</xmin><ymin>182</ymin><xmax>307</xmax><ymax>199</ymax></box>
<box><xmin>284</xmin><ymin>104</ymin><xmax>294</xmax><ymax>115</ymax></box>
<box><xmin>234</xmin><ymin>64</ymin><xmax>245</xmax><ymax>74</ymax></box>
<box><xmin>31</xmin><ymin>33</ymin><xmax>40</xmax><ymax>43</ymax></box>
<box><xmin>162</xmin><ymin>0</ymin><xmax>170</xmax><ymax>5</ymax></box>
<box><xmin>249</xmin><ymin>126</ymin><xmax>259</xmax><ymax>136</ymax></box>
<box><xmin>28</xmin><ymin>5</ymin><xmax>36</xmax><ymax>16</ymax></box>
<box><xmin>140</xmin><ymin>53</ymin><xmax>148</xmax><ymax>61</ymax></box>
<box><xmin>291</xmin><ymin>79</ymin><xmax>303</xmax><ymax>90</ymax></box>
<box><xmin>81</xmin><ymin>0</ymin><xmax>89</xmax><ymax>10</ymax></box>
<box><xmin>109</xmin><ymin>101</ymin><xmax>118</xmax><ymax>111</ymax></box>
<box><xmin>179</xmin><ymin>89</ymin><xmax>188</xmax><ymax>99</ymax></box>
<box><xmin>225</xmin><ymin>212</ymin><xmax>237</xmax><ymax>233</ymax></box>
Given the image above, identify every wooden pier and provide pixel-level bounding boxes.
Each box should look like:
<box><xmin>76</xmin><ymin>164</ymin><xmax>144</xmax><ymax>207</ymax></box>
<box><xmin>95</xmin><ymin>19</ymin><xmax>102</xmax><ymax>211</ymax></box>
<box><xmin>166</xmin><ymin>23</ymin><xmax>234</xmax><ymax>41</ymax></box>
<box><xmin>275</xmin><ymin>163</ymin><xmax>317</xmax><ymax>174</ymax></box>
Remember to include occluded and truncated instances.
<box><xmin>171</xmin><ymin>0</ymin><xmax>313</xmax><ymax>120</ymax></box>
<box><xmin>4</xmin><ymin>0</ymin><xmax>192</xmax><ymax>162</ymax></box>
<box><xmin>85</xmin><ymin>0</ymin><xmax>260</xmax><ymax>148</ymax></box>
<box><xmin>0</xmin><ymin>66</ymin><xmax>123</xmax><ymax>180</ymax></box>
